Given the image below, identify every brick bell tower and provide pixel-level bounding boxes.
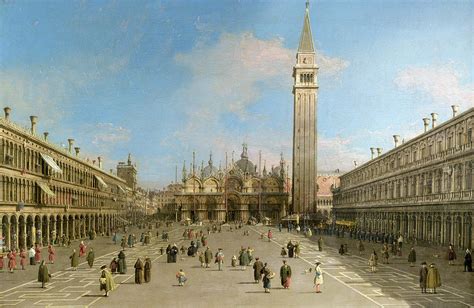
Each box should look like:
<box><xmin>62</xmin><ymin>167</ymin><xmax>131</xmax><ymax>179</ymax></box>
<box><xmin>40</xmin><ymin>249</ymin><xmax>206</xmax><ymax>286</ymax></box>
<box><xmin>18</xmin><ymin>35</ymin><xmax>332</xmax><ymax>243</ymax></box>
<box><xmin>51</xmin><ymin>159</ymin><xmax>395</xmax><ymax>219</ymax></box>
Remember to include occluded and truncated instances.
<box><xmin>292</xmin><ymin>0</ymin><xmax>318</xmax><ymax>215</ymax></box>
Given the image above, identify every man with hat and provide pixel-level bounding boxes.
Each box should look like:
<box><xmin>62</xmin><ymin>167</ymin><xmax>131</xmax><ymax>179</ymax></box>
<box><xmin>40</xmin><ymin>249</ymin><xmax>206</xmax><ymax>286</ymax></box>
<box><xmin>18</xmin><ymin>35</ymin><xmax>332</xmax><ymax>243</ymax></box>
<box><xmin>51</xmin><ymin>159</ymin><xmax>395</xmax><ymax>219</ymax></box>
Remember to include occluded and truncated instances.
<box><xmin>99</xmin><ymin>265</ymin><xmax>116</xmax><ymax>297</ymax></box>
<box><xmin>252</xmin><ymin>257</ymin><xmax>264</xmax><ymax>283</ymax></box>
<box><xmin>419</xmin><ymin>262</ymin><xmax>428</xmax><ymax>293</ymax></box>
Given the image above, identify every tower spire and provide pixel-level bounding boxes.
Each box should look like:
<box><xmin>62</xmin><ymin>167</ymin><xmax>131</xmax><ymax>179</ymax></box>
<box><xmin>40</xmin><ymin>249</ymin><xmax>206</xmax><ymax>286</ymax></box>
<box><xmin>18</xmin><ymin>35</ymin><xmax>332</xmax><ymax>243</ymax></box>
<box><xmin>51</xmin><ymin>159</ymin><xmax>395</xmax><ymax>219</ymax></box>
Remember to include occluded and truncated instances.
<box><xmin>298</xmin><ymin>0</ymin><xmax>314</xmax><ymax>53</ymax></box>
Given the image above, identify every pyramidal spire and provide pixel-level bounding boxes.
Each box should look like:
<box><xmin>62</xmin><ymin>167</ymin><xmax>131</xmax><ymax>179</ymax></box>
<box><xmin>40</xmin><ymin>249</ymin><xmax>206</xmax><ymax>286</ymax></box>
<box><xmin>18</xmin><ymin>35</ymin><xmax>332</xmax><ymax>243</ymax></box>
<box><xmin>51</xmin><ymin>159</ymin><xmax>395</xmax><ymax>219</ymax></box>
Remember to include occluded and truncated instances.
<box><xmin>298</xmin><ymin>0</ymin><xmax>314</xmax><ymax>53</ymax></box>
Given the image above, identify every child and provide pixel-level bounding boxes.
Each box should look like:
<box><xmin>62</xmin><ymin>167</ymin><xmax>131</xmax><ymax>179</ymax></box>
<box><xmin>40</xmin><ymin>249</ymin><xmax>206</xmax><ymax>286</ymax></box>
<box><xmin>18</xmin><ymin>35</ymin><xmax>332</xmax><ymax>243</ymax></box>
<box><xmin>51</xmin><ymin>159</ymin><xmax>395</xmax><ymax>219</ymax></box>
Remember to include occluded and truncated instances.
<box><xmin>199</xmin><ymin>252</ymin><xmax>205</xmax><ymax>268</ymax></box>
<box><xmin>231</xmin><ymin>255</ymin><xmax>237</xmax><ymax>267</ymax></box>
<box><xmin>281</xmin><ymin>247</ymin><xmax>287</xmax><ymax>257</ymax></box>
<box><xmin>176</xmin><ymin>269</ymin><xmax>187</xmax><ymax>286</ymax></box>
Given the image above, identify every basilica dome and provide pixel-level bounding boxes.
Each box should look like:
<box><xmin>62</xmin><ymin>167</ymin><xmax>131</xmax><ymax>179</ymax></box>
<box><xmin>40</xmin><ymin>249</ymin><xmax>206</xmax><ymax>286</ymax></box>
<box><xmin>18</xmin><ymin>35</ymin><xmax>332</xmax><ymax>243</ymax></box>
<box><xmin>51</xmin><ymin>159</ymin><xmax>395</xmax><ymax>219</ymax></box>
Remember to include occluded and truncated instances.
<box><xmin>235</xmin><ymin>144</ymin><xmax>256</xmax><ymax>175</ymax></box>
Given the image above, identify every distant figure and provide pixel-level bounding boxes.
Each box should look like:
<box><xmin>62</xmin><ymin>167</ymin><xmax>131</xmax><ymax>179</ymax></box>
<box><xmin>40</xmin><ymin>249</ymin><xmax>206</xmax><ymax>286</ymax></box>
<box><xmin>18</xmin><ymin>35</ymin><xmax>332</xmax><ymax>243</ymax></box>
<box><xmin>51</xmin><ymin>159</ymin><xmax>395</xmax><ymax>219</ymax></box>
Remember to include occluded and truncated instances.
<box><xmin>287</xmin><ymin>241</ymin><xmax>295</xmax><ymax>258</ymax></box>
<box><xmin>215</xmin><ymin>248</ymin><xmax>224</xmax><ymax>271</ymax></box>
<box><xmin>261</xmin><ymin>263</ymin><xmax>274</xmax><ymax>293</ymax></box>
<box><xmin>419</xmin><ymin>262</ymin><xmax>428</xmax><ymax>294</ymax></box>
<box><xmin>79</xmin><ymin>241</ymin><xmax>87</xmax><ymax>257</ymax></box>
<box><xmin>28</xmin><ymin>246</ymin><xmax>36</xmax><ymax>265</ymax></box>
<box><xmin>314</xmin><ymin>262</ymin><xmax>323</xmax><ymax>293</ymax></box>
<box><xmin>357</xmin><ymin>240</ymin><xmax>364</xmax><ymax>255</ymax></box>
<box><xmin>118</xmin><ymin>250</ymin><xmax>127</xmax><ymax>274</ymax></box>
<box><xmin>47</xmin><ymin>245</ymin><xmax>55</xmax><ymax>264</ymax></box>
<box><xmin>369</xmin><ymin>250</ymin><xmax>378</xmax><ymax>272</ymax></box>
<box><xmin>253</xmin><ymin>257</ymin><xmax>264</xmax><ymax>283</ymax></box>
<box><xmin>318</xmin><ymin>237</ymin><xmax>323</xmax><ymax>252</ymax></box>
<box><xmin>38</xmin><ymin>260</ymin><xmax>51</xmax><ymax>288</ymax></box>
<box><xmin>110</xmin><ymin>258</ymin><xmax>118</xmax><ymax>274</ymax></box>
<box><xmin>463</xmin><ymin>249</ymin><xmax>472</xmax><ymax>272</ymax></box>
<box><xmin>70</xmin><ymin>249</ymin><xmax>79</xmax><ymax>271</ymax></box>
<box><xmin>447</xmin><ymin>244</ymin><xmax>456</xmax><ymax>265</ymax></box>
<box><xmin>280</xmin><ymin>260</ymin><xmax>292</xmax><ymax>289</ymax></box>
<box><xmin>339</xmin><ymin>244</ymin><xmax>345</xmax><ymax>256</ymax></box>
<box><xmin>280</xmin><ymin>247</ymin><xmax>287</xmax><ymax>258</ymax></box>
<box><xmin>426</xmin><ymin>263</ymin><xmax>441</xmax><ymax>294</ymax></box>
<box><xmin>99</xmin><ymin>265</ymin><xmax>116</xmax><ymax>297</ymax></box>
<box><xmin>408</xmin><ymin>247</ymin><xmax>417</xmax><ymax>267</ymax></box>
<box><xmin>34</xmin><ymin>244</ymin><xmax>41</xmax><ymax>264</ymax></box>
<box><xmin>204</xmin><ymin>247</ymin><xmax>213</xmax><ymax>268</ymax></box>
<box><xmin>294</xmin><ymin>242</ymin><xmax>301</xmax><ymax>258</ymax></box>
<box><xmin>86</xmin><ymin>248</ymin><xmax>95</xmax><ymax>268</ymax></box>
<box><xmin>144</xmin><ymin>257</ymin><xmax>152</xmax><ymax>283</ymax></box>
<box><xmin>7</xmin><ymin>250</ymin><xmax>16</xmax><ymax>273</ymax></box>
<box><xmin>267</xmin><ymin>230</ymin><xmax>273</xmax><ymax>242</ymax></box>
<box><xmin>134</xmin><ymin>258</ymin><xmax>144</xmax><ymax>284</ymax></box>
<box><xmin>19</xmin><ymin>248</ymin><xmax>27</xmax><ymax>270</ymax></box>
<box><xmin>231</xmin><ymin>255</ymin><xmax>237</xmax><ymax>267</ymax></box>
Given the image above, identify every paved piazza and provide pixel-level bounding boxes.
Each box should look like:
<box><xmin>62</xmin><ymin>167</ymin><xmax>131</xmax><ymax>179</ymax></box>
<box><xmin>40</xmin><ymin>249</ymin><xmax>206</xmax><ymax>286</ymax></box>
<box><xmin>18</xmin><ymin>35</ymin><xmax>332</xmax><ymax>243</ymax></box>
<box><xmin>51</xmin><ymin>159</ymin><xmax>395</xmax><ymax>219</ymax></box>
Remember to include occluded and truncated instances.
<box><xmin>0</xmin><ymin>224</ymin><xmax>472</xmax><ymax>308</ymax></box>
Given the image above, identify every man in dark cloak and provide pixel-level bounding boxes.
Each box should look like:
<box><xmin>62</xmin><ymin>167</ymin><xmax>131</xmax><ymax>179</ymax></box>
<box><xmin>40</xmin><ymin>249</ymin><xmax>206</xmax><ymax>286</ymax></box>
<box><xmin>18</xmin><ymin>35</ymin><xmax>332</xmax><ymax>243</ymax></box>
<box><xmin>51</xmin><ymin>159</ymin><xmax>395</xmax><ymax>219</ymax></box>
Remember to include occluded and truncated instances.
<box><xmin>134</xmin><ymin>258</ymin><xmax>144</xmax><ymax>284</ymax></box>
<box><xmin>252</xmin><ymin>257</ymin><xmax>264</xmax><ymax>283</ymax></box>
<box><xmin>118</xmin><ymin>250</ymin><xmax>127</xmax><ymax>274</ymax></box>
<box><xmin>170</xmin><ymin>244</ymin><xmax>179</xmax><ymax>263</ymax></box>
<box><xmin>144</xmin><ymin>257</ymin><xmax>152</xmax><ymax>283</ymax></box>
<box><xmin>287</xmin><ymin>241</ymin><xmax>295</xmax><ymax>258</ymax></box>
<box><xmin>166</xmin><ymin>244</ymin><xmax>172</xmax><ymax>263</ymax></box>
<box><xmin>38</xmin><ymin>260</ymin><xmax>50</xmax><ymax>288</ymax></box>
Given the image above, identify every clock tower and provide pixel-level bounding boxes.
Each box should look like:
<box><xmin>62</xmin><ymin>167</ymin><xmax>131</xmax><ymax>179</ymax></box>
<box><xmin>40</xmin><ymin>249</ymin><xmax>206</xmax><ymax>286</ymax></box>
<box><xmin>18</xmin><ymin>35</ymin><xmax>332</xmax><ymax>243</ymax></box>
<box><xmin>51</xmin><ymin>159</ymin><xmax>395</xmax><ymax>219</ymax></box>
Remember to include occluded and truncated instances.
<box><xmin>292</xmin><ymin>0</ymin><xmax>318</xmax><ymax>215</ymax></box>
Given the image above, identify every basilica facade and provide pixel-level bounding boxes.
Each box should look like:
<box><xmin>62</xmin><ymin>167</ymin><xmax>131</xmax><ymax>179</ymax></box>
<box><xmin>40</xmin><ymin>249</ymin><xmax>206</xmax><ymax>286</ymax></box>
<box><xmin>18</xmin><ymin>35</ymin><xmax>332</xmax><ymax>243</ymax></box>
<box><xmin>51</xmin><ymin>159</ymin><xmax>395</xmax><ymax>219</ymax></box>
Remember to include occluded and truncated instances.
<box><xmin>175</xmin><ymin>145</ymin><xmax>289</xmax><ymax>222</ymax></box>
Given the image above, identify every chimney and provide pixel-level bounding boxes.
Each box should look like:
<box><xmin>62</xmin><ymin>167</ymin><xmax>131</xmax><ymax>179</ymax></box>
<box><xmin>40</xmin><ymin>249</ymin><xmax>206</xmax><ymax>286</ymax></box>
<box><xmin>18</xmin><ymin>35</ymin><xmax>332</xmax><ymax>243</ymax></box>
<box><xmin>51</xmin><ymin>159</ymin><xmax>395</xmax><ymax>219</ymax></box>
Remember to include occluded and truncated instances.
<box><xmin>377</xmin><ymin>148</ymin><xmax>383</xmax><ymax>157</ymax></box>
<box><xmin>43</xmin><ymin>132</ymin><xmax>49</xmax><ymax>141</ymax></box>
<box><xmin>29</xmin><ymin>116</ymin><xmax>38</xmax><ymax>135</ymax></box>
<box><xmin>393</xmin><ymin>135</ymin><xmax>400</xmax><ymax>147</ymax></box>
<box><xmin>451</xmin><ymin>105</ymin><xmax>459</xmax><ymax>118</ymax></box>
<box><xmin>370</xmin><ymin>147</ymin><xmax>376</xmax><ymax>160</ymax></box>
<box><xmin>423</xmin><ymin>118</ymin><xmax>430</xmax><ymax>132</ymax></box>
<box><xmin>67</xmin><ymin>139</ymin><xmax>74</xmax><ymax>153</ymax></box>
<box><xmin>431</xmin><ymin>113</ymin><xmax>438</xmax><ymax>128</ymax></box>
<box><xmin>98</xmin><ymin>156</ymin><xmax>102</xmax><ymax>168</ymax></box>
<box><xmin>74</xmin><ymin>147</ymin><xmax>80</xmax><ymax>156</ymax></box>
<box><xmin>4</xmin><ymin>107</ymin><xmax>11</xmax><ymax>120</ymax></box>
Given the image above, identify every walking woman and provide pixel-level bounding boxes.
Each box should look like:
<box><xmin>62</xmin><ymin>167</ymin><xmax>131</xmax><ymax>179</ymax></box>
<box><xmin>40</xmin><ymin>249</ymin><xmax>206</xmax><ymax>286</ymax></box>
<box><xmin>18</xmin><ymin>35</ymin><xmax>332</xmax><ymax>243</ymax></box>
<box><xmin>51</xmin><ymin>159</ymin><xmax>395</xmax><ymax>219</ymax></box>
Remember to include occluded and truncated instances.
<box><xmin>314</xmin><ymin>262</ymin><xmax>323</xmax><ymax>293</ymax></box>
<box><xmin>369</xmin><ymin>250</ymin><xmax>378</xmax><ymax>272</ymax></box>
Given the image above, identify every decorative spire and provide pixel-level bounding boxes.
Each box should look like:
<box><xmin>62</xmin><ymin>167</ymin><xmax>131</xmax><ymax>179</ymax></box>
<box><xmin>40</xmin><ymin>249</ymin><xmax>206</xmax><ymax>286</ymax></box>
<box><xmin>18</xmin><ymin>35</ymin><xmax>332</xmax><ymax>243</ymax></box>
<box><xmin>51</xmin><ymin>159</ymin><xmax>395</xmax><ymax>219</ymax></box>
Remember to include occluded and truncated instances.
<box><xmin>201</xmin><ymin>160</ymin><xmax>205</xmax><ymax>178</ymax></box>
<box><xmin>241</xmin><ymin>143</ymin><xmax>248</xmax><ymax>159</ymax></box>
<box><xmin>232</xmin><ymin>150</ymin><xmax>235</xmax><ymax>165</ymax></box>
<box><xmin>263</xmin><ymin>160</ymin><xmax>267</xmax><ymax>176</ymax></box>
<box><xmin>298</xmin><ymin>0</ymin><xmax>314</xmax><ymax>53</ymax></box>
<box><xmin>192</xmin><ymin>151</ymin><xmax>196</xmax><ymax>176</ymax></box>
<box><xmin>127</xmin><ymin>153</ymin><xmax>132</xmax><ymax>165</ymax></box>
<box><xmin>208</xmin><ymin>151</ymin><xmax>213</xmax><ymax>167</ymax></box>
<box><xmin>182</xmin><ymin>160</ymin><xmax>187</xmax><ymax>182</ymax></box>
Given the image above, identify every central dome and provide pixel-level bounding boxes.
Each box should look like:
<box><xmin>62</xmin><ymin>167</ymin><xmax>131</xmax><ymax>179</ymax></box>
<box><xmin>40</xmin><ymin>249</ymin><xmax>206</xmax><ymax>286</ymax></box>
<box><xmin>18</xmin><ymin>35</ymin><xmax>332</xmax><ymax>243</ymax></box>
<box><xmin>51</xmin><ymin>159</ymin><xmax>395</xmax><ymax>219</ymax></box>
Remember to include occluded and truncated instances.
<box><xmin>235</xmin><ymin>144</ymin><xmax>256</xmax><ymax>175</ymax></box>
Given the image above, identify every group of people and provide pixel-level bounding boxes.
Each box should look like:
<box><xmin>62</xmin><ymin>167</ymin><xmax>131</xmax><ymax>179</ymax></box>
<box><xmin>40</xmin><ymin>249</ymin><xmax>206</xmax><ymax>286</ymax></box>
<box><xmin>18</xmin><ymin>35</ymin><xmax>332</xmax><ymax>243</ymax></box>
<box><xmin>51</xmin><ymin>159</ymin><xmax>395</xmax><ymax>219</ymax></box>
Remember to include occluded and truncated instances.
<box><xmin>280</xmin><ymin>240</ymin><xmax>301</xmax><ymax>258</ymax></box>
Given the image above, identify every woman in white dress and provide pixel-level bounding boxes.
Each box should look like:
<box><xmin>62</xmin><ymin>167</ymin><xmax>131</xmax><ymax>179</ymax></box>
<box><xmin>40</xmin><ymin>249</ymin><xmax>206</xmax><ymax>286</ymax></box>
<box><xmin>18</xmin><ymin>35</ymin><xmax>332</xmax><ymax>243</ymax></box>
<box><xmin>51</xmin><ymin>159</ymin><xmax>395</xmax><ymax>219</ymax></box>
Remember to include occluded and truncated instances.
<box><xmin>314</xmin><ymin>262</ymin><xmax>323</xmax><ymax>293</ymax></box>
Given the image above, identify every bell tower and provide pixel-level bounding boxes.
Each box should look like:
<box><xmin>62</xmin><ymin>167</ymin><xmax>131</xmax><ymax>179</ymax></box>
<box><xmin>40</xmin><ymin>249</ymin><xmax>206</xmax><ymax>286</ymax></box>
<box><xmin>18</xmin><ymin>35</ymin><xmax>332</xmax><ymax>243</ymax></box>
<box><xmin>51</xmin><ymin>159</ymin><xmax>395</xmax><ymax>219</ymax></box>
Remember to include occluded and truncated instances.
<box><xmin>292</xmin><ymin>0</ymin><xmax>318</xmax><ymax>215</ymax></box>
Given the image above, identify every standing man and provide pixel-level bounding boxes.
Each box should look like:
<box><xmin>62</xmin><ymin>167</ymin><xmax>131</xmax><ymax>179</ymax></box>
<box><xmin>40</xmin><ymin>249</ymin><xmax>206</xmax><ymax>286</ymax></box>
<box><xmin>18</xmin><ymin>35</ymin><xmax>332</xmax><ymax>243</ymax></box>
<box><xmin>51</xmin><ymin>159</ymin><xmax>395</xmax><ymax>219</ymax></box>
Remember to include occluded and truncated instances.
<box><xmin>204</xmin><ymin>247</ymin><xmax>213</xmax><ymax>268</ymax></box>
<box><xmin>287</xmin><ymin>241</ymin><xmax>295</xmax><ymax>258</ymax></box>
<box><xmin>280</xmin><ymin>260</ymin><xmax>292</xmax><ymax>289</ymax></box>
<box><xmin>70</xmin><ymin>249</ymin><xmax>79</xmax><ymax>271</ymax></box>
<box><xmin>144</xmin><ymin>257</ymin><xmax>152</xmax><ymax>283</ymax></box>
<box><xmin>252</xmin><ymin>257</ymin><xmax>264</xmax><ymax>284</ymax></box>
<box><xmin>118</xmin><ymin>249</ymin><xmax>127</xmax><ymax>274</ymax></box>
<box><xmin>134</xmin><ymin>257</ymin><xmax>144</xmax><ymax>284</ymax></box>
<box><xmin>464</xmin><ymin>249</ymin><xmax>472</xmax><ymax>272</ymax></box>
<box><xmin>28</xmin><ymin>246</ymin><xmax>36</xmax><ymax>265</ymax></box>
<box><xmin>215</xmin><ymin>248</ymin><xmax>224</xmax><ymax>271</ymax></box>
<box><xmin>318</xmin><ymin>237</ymin><xmax>323</xmax><ymax>252</ymax></box>
<box><xmin>419</xmin><ymin>262</ymin><xmax>428</xmax><ymax>294</ymax></box>
<box><xmin>86</xmin><ymin>248</ymin><xmax>95</xmax><ymax>268</ymax></box>
<box><xmin>48</xmin><ymin>245</ymin><xmax>55</xmax><ymax>264</ymax></box>
<box><xmin>239</xmin><ymin>247</ymin><xmax>249</xmax><ymax>271</ymax></box>
<box><xmin>34</xmin><ymin>243</ymin><xmax>41</xmax><ymax>264</ymax></box>
<box><xmin>408</xmin><ymin>247</ymin><xmax>417</xmax><ymax>267</ymax></box>
<box><xmin>426</xmin><ymin>263</ymin><xmax>441</xmax><ymax>294</ymax></box>
<box><xmin>38</xmin><ymin>260</ymin><xmax>50</xmax><ymax>288</ymax></box>
<box><xmin>79</xmin><ymin>241</ymin><xmax>87</xmax><ymax>258</ymax></box>
<box><xmin>99</xmin><ymin>265</ymin><xmax>116</xmax><ymax>297</ymax></box>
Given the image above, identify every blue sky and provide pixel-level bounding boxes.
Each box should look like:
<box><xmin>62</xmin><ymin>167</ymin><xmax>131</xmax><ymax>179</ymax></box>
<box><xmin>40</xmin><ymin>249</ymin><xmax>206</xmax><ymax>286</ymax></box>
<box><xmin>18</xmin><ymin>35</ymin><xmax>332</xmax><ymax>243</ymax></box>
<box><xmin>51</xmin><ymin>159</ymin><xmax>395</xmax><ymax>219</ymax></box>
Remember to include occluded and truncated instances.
<box><xmin>1</xmin><ymin>0</ymin><xmax>472</xmax><ymax>188</ymax></box>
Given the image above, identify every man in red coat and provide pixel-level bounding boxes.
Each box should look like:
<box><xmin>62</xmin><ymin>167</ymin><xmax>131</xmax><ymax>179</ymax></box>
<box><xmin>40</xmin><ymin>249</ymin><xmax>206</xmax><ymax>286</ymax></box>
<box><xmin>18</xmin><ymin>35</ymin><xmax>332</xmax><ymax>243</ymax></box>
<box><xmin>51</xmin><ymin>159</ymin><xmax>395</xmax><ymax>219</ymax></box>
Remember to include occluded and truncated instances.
<box><xmin>34</xmin><ymin>244</ymin><xmax>42</xmax><ymax>264</ymax></box>
<box><xmin>48</xmin><ymin>245</ymin><xmax>55</xmax><ymax>264</ymax></box>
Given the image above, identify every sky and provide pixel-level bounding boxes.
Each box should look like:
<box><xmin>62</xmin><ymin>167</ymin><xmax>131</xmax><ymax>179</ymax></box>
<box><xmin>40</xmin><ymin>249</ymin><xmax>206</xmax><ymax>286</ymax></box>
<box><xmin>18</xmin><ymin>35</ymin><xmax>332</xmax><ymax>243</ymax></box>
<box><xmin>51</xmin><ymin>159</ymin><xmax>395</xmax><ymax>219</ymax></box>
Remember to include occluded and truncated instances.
<box><xmin>1</xmin><ymin>0</ymin><xmax>473</xmax><ymax>189</ymax></box>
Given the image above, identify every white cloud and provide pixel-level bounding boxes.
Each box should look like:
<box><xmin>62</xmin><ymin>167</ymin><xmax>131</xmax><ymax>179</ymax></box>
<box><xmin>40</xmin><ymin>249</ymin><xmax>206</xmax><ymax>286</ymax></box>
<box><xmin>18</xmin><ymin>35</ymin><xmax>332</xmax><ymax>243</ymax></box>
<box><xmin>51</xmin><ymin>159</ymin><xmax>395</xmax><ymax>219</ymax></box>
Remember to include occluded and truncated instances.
<box><xmin>91</xmin><ymin>122</ymin><xmax>131</xmax><ymax>145</ymax></box>
<box><xmin>394</xmin><ymin>65</ymin><xmax>474</xmax><ymax>110</ymax></box>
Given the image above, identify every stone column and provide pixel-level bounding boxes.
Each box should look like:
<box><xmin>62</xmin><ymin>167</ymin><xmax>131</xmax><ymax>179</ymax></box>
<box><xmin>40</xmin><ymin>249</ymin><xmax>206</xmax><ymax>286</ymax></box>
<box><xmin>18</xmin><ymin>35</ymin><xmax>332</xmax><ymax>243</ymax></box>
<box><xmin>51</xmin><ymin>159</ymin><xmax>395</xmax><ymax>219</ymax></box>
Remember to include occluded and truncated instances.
<box><xmin>71</xmin><ymin>218</ymin><xmax>75</xmax><ymax>240</ymax></box>
<box><xmin>59</xmin><ymin>218</ymin><xmax>63</xmax><ymax>240</ymax></box>
<box><xmin>4</xmin><ymin>220</ymin><xmax>10</xmax><ymax>250</ymax></box>
<box><xmin>45</xmin><ymin>216</ymin><xmax>50</xmax><ymax>245</ymax></box>
<box><xmin>13</xmin><ymin>220</ymin><xmax>19</xmax><ymax>250</ymax></box>
<box><xmin>21</xmin><ymin>220</ymin><xmax>26</xmax><ymax>249</ymax></box>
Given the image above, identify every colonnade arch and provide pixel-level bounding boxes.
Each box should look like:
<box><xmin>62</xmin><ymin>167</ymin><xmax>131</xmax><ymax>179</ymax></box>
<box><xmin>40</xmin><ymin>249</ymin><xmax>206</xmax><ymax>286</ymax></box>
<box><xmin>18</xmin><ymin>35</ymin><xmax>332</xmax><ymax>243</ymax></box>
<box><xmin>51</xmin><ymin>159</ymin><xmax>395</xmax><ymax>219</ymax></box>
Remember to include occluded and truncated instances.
<box><xmin>0</xmin><ymin>212</ymin><xmax>119</xmax><ymax>251</ymax></box>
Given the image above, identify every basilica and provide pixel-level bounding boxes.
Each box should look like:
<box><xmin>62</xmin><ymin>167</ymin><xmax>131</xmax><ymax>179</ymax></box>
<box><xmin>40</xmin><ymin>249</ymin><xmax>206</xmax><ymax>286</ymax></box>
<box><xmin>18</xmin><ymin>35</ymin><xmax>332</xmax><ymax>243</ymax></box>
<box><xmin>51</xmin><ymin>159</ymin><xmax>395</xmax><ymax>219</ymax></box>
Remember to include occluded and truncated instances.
<box><xmin>174</xmin><ymin>144</ymin><xmax>289</xmax><ymax>222</ymax></box>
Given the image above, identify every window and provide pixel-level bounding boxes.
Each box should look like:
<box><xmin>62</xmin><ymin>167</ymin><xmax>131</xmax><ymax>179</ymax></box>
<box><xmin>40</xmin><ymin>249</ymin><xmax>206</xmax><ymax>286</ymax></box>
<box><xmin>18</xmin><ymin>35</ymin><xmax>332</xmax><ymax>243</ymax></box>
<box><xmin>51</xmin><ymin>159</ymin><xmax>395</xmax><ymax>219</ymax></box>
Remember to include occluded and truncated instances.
<box><xmin>468</xmin><ymin>129</ymin><xmax>473</xmax><ymax>143</ymax></box>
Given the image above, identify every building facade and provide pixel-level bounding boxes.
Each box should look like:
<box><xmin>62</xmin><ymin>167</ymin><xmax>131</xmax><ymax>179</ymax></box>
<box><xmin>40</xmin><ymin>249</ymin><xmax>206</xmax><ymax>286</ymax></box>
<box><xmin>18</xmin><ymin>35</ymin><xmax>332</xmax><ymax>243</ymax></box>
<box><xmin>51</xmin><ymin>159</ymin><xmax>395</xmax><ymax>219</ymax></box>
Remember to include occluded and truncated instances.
<box><xmin>316</xmin><ymin>174</ymin><xmax>340</xmax><ymax>221</ymax></box>
<box><xmin>292</xmin><ymin>1</ymin><xmax>318</xmax><ymax>214</ymax></box>
<box><xmin>155</xmin><ymin>183</ymin><xmax>183</xmax><ymax>215</ymax></box>
<box><xmin>334</xmin><ymin>107</ymin><xmax>474</xmax><ymax>249</ymax></box>
<box><xmin>175</xmin><ymin>145</ymin><xmax>289</xmax><ymax>222</ymax></box>
<box><xmin>0</xmin><ymin>107</ymin><xmax>133</xmax><ymax>250</ymax></box>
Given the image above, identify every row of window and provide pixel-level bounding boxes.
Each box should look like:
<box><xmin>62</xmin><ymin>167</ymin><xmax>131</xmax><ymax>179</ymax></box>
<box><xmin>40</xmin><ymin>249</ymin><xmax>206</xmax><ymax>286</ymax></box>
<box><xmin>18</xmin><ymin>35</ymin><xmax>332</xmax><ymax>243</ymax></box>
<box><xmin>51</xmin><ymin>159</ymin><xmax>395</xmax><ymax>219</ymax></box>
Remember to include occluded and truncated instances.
<box><xmin>335</xmin><ymin>162</ymin><xmax>473</xmax><ymax>205</ymax></box>
<box><xmin>0</xmin><ymin>137</ymin><xmax>125</xmax><ymax>194</ymax></box>
<box><xmin>342</xmin><ymin>121</ymin><xmax>473</xmax><ymax>187</ymax></box>
<box><xmin>0</xmin><ymin>176</ymin><xmax>126</xmax><ymax>208</ymax></box>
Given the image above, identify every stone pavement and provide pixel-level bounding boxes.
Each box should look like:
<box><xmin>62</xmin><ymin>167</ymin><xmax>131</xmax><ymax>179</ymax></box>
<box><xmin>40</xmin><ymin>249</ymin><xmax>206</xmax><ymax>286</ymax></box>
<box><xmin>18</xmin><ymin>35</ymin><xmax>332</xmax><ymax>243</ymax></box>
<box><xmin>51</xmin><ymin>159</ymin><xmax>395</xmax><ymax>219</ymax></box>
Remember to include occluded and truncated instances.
<box><xmin>0</xmin><ymin>225</ymin><xmax>186</xmax><ymax>307</ymax></box>
<box><xmin>0</xmin><ymin>224</ymin><xmax>472</xmax><ymax>308</ymax></box>
<box><xmin>253</xmin><ymin>226</ymin><xmax>474</xmax><ymax>308</ymax></box>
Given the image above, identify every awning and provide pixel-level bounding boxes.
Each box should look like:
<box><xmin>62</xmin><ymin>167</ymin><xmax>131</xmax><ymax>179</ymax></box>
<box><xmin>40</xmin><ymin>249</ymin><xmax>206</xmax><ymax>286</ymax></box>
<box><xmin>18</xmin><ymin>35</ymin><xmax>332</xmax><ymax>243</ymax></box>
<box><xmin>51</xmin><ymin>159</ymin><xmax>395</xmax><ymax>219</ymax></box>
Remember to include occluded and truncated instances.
<box><xmin>117</xmin><ymin>185</ymin><xmax>126</xmax><ymax>193</ymax></box>
<box><xmin>94</xmin><ymin>175</ymin><xmax>108</xmax><ymax>188</ymax></box>
<box><xmin>40</xmin><ymin>153</ymin><xmax>62</xmax><ymax>174</ymax></box>
<box><xmin>36</xmin><ymin>181</ymin><xmax>56</xmax><ymax>197</ymax></box>
<box><xmin>335</xmin><ymin>220</ymin><xmax>356</xmax><ymax>227</ymax></box>
<box><xmin>116</xmin><ymin>216</ymin><xmax>130</xmax><ymax>224</ymax></box>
